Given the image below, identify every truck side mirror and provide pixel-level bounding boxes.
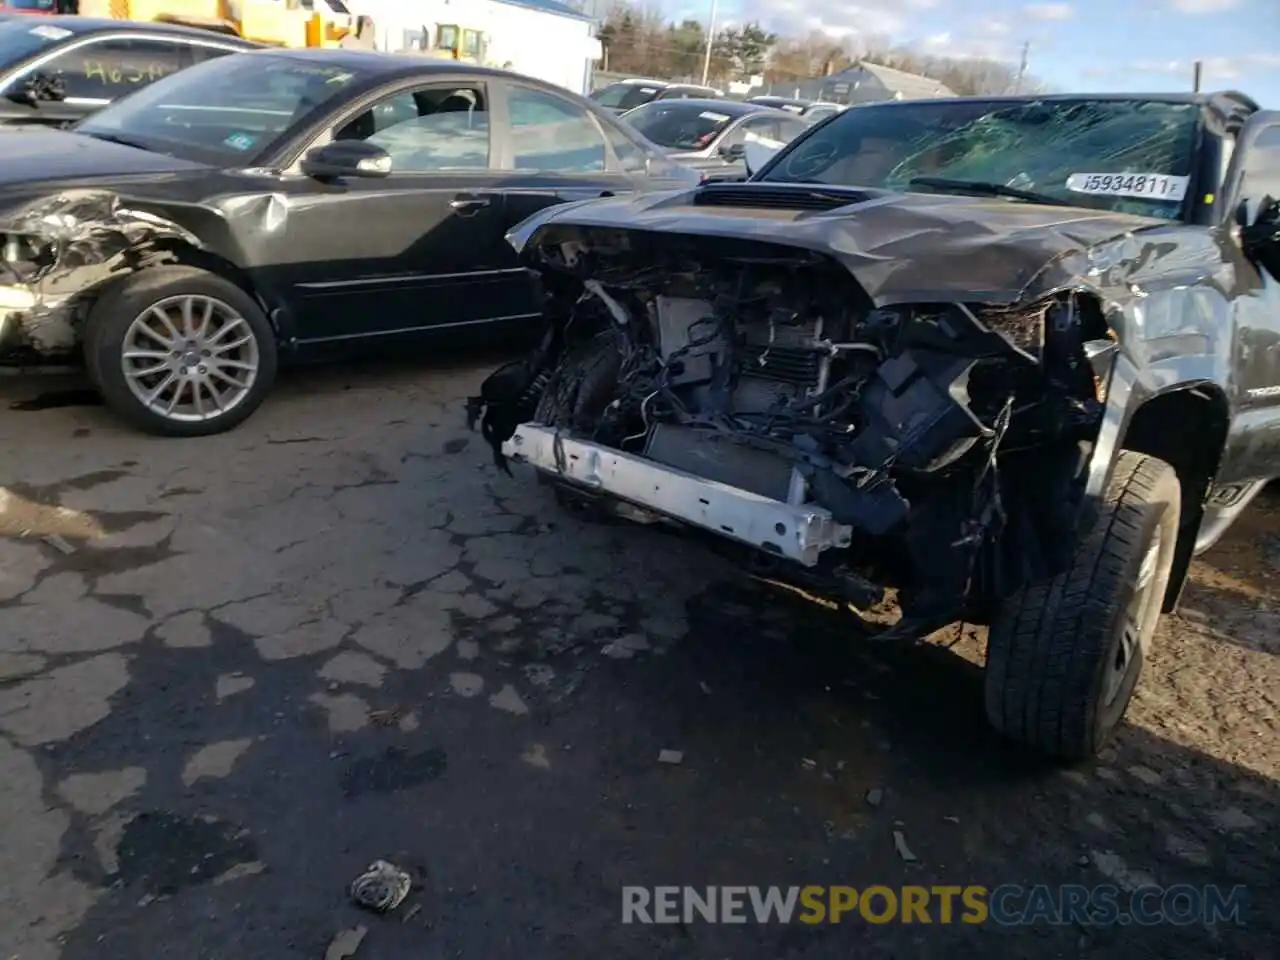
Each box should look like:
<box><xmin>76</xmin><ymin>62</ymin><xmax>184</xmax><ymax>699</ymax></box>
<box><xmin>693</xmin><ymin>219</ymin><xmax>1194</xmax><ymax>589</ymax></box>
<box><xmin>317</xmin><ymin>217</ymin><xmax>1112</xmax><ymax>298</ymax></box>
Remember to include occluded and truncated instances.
<box><xmin>1242</xmin><ymin>196</ymin><xmax>1280</xmax><ymax>277</ymax></box>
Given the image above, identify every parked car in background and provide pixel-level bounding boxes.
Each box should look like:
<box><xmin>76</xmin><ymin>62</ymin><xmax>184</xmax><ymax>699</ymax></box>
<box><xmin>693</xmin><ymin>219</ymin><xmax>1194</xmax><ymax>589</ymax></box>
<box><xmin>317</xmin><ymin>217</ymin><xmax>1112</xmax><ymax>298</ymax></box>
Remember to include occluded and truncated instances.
<box><xmin>0</xmin><ymin>15</ymin><xmax>255</xmax><ymax>127</ymax></box>
<box><xmin>619</xmin><ymin>98</ymin><xmax>807</xmax><ymax>177</ymax></box>
<box><xmin>746</xmin><ymin>94</ymin><xmax>809</xmax><ymax>114</ymax></box>
<box><xmin>589</xmin><ymin>77</ymin><xmax>722</xmax><ymax>114</ymax></box>
<box><xmin>800</xmin><ymin>101</ymin><xmax>844</xmax><ymax>123</ymax></box>
<box><xmin>0</xmin><ymin>0</ymin><xmax>76</xmax><ymax>13</ymax></box>
<box><xmin>0</xmin><ymin>49</ymin><xmax>699</xmax><ymax>436</ymax></box>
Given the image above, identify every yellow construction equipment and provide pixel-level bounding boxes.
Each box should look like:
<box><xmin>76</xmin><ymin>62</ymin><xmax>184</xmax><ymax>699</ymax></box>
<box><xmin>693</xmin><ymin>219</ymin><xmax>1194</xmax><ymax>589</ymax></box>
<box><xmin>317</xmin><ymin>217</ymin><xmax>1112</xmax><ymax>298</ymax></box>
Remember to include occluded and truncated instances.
<box><xmin>73</xmin><ymin>0</ymin><xmax>350</xmax><ymax>48</ymax></box>
<box><xmin>405</xmin><ymin>23</ymin><xmax>487</xmax><ymax>63</ymax></box>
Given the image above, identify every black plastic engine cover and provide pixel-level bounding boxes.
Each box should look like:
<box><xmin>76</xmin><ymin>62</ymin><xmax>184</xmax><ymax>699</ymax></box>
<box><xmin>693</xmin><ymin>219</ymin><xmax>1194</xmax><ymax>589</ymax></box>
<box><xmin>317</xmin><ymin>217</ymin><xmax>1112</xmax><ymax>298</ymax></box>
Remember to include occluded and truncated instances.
<box><xmin>850</xmin><ymin>348</ymin><xmax>988</xmax><ymax>473</ymax></box>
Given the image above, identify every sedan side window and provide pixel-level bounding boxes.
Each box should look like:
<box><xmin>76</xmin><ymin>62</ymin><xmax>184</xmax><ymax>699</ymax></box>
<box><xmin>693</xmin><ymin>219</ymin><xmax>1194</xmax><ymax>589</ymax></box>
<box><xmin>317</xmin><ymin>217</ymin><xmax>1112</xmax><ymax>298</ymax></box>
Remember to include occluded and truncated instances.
<box><xmin>508</xmin><ymin>87</ymin><xmax>607</xmax><ymax>173</ymax></box>
<box><xmin>186</xmin><ymin>43</ymin><xmax>243</xmax><ymax>66</ymax></box>
<box><xmin>601</xmin><ymin>123</ymin><xmax>650</xmax><ymax>174</ymax></box>
<box><xmin>42</xmin><ymin>37</ymin><xmax>193</xmax><ymax>101</ymax></box>
<box><xmin>777</xmin><ymin>118</ymin><xmax>808</xmax><ymax>142</ymax></box>
<box><xmin>335</xmin><ymin>84</ymin><xmax>492</xmax><ymax>173</ymax></box>
<box><xmin>734</xmin><ymin>117</ymin><xmax>782</xmax><ymax>145</ymax></box>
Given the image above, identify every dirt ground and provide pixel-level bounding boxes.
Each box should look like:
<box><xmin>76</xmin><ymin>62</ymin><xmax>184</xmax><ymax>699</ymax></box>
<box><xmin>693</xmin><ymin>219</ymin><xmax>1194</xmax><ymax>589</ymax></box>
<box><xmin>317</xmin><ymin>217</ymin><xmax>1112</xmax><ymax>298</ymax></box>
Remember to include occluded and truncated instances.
<box><xmin>0</xmin><ymin>353</ymin><xmax>1276</xmax><ymax>960</ymax></box>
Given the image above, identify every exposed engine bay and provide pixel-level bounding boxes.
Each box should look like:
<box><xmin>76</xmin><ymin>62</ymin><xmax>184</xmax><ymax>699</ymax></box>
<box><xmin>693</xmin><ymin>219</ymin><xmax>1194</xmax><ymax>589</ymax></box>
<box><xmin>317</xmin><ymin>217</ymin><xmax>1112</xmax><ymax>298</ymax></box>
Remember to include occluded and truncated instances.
<box><xmin>471</xmin><ymin>231</ymin><xmax>1110</xmax><ymax>634</ymax></box>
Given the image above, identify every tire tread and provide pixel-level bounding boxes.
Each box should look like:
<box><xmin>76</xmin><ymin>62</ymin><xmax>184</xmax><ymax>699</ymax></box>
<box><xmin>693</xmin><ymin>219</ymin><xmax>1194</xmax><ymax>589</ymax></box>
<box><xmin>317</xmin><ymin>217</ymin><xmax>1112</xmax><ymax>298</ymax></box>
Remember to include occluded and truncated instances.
<box><xmin>985</xmin><ymin>452</ymin><xmax>1178</xmax><ymax>759</ymax></box>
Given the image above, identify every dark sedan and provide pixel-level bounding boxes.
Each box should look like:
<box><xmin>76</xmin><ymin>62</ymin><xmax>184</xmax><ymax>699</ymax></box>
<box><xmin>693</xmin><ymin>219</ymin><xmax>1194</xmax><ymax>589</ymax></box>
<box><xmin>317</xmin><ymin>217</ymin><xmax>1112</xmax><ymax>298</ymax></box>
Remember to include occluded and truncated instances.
<box><xmin>0</xmin><ymin>48</ymin><xmax>699</xmax><ymax>436</ymax></box>
<box><xmin>0</xmin><ymin>15</ymin><xmax>255</xmax><ymax>127</ymax></box>
<box><xmin>745</xmin><ymin>94</ymin><xmax>809</xmax><ymax>114</ymax></box>
<box><xmin>619</xmin><ymin>98</ymin><xmax>808</xmax><ymax>176</ymax></box>
<box><xmin>589</xmin><ymin>78</ymin><xmax>722</xmax><ymax>114</ymax></box>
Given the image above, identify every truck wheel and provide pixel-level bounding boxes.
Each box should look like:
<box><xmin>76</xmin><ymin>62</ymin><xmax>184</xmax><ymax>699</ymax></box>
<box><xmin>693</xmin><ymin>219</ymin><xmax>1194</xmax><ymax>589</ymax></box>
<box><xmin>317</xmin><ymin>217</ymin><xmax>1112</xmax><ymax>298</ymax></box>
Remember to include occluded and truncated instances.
<box><xmin>984</xmin><ymin>451</ymin><xmax>1180</xmax><ymax>760</ymax></box>
<box><xmin>84</xmin><ymin>266</ymin><xmax>278</xmax><ymax>437</ymax></box>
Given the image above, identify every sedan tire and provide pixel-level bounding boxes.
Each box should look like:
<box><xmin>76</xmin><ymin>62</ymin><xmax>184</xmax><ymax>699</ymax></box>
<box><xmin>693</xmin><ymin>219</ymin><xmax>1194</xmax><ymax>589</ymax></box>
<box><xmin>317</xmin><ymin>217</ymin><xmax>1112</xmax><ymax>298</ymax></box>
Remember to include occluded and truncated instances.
<box><xmin>84</xmin><ymin>266</ymin><xmax>278</xmax><ymax>437</ymax></box>
<box><xmin>984</xmin><ymin>451</ymin><xmax>1181</xmax><ymax>760</ymax></box>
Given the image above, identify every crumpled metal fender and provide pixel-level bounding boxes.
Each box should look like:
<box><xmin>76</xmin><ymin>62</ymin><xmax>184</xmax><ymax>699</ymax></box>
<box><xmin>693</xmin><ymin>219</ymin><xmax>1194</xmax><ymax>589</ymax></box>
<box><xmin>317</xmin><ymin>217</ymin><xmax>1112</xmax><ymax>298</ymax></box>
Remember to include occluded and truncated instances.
<box><xmin>0</xmin><ymin>189</ymin><xmax>204</xmax><ymax>356</ymax></box>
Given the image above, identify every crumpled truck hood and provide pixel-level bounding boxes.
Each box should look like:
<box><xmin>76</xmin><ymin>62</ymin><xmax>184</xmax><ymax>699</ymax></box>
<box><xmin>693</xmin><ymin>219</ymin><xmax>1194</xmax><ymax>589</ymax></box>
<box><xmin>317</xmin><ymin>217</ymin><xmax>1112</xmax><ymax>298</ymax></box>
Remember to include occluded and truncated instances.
<box><xmin>505</xmin><ymin>183</ymin><xmax>1168</xmax><ymax>307</ymax></box>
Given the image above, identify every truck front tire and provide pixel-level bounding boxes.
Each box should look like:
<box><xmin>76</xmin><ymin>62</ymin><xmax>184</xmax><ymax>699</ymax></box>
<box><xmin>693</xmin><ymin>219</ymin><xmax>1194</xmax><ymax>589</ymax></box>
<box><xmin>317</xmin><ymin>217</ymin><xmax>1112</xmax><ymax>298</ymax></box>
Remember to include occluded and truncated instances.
<box><xmin>984</xmin><ymin>451</ymin><xmax>1181</xmax><ymax>760</ymax></box>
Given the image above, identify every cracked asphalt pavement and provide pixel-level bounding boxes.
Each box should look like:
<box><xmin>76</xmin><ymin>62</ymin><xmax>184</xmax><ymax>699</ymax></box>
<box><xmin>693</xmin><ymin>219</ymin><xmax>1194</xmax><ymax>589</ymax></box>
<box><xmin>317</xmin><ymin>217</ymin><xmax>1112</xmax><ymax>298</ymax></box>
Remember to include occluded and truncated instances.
<box><xmin>1</xmin><ymin>351</ymin><xmax>1277</xmax><ymax>959</ymax></box>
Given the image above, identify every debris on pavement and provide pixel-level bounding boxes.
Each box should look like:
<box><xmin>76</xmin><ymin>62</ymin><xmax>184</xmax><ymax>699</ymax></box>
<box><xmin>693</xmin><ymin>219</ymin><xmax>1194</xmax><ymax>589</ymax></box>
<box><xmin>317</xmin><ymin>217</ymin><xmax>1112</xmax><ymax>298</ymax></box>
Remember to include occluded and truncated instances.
<box><xmin>349</xmin><ymin>860</ymin><xmax>412</xmax><ymax>913</ymax></box>
<box><xmin>41</xmin><ymin>533</ymin><xmax>76</xmax><ymax>554</ymax></box>
<box><xmin>865</xmin><ymin>788</ymin><xmax>884</xmax><ymax>807</ymax></box>
<box><xmin>892</xmin><ymin>830</ymin><xmax>918</xmax><ymax>862</ymax></box>
<box><xmin>657</xmin><ymin>749</ymin><xmax>683</xmax><ymax>764</ymax></box>
<box><xmin>698</xmin><ymin>681</ymin><xmax>712</xmax><ymax>695</ymax></box>
<box><xmin>943</xmin><ymin>815</ymin><xmax>960</xmax><ymax>824</ymax></box>
<box><xmin>401</xmin><ymin>903</ymin><xmax>422</xmax><ymax>925</ymax></box>
<box><xmin>367</xmin><ymin>707</ymin><xmax>403</xmax><ymax>727</ymax></box>
<box><xmin>521</xmin><ymin>742</ymin><xmax>551</xmax><ymax>769</ymax></box>
<box><xmin>325</xmin><ymin>925</ymin><xmax>368</xmax><ymax>960</ymax></box>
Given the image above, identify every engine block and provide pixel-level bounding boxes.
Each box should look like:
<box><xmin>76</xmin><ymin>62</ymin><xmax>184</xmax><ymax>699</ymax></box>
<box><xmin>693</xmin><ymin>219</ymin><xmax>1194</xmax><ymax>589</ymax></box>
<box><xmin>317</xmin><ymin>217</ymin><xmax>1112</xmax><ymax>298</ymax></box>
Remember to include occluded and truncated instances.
<box><xmin>652</xmin><ymin>295</ymin><xmax>830</xmax><ymax>414</ymax></box>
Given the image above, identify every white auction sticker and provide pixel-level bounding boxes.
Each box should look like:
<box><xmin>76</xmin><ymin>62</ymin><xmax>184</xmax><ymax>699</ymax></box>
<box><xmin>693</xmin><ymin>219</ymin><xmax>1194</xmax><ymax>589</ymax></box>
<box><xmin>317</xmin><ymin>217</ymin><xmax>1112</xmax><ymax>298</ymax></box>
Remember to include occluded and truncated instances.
<box><xmin>30</xmin><ymin>25</ymin><xmax>73</xmax><ymax>40</ymax></box>
<box><xmin>1065</xmin><ymin>172</ymin><xmax>1189</xmax><ymax>202</ymax></box>
<box><xmin>699</xmin><ymin>111</ymin><xmax>730</xmax><ymax>122</ymax></box>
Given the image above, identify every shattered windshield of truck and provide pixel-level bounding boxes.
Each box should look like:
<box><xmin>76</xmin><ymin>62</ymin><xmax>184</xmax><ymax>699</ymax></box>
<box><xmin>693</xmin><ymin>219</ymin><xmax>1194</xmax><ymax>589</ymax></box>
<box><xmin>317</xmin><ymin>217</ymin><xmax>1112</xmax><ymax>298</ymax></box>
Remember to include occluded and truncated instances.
<box><xmin>760</xmin><ymin>98</ymin><xmax>1201</xmax><ymax>219</ymax></box>
<box><xmin>76</xmin><ymin>54</ymin><xmax>364</xmax><ymax>164</ymax></box>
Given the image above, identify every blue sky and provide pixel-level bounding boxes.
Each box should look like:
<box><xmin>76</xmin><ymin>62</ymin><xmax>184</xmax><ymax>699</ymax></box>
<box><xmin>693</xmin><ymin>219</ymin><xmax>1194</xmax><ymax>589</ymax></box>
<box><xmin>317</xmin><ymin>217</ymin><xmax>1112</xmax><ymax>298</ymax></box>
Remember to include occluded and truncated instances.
<box><xmin>655</xmin><ymin>0</ymin><xmax>1280</xmax><ymax>105</ymax></box>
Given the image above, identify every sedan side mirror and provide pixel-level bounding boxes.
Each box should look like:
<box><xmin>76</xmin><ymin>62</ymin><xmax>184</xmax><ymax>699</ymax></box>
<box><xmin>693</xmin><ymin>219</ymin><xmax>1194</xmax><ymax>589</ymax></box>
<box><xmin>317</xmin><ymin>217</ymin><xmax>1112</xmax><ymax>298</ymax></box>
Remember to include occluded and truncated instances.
<box><xmin>719</xmin><ymin>142</ymin><xmax>745</xmax><ymax>162</ymax></box>
<box><xmin>5</xmin><ymin>71</ymin><xmax>66</xmax><ymax>106</ymax></box>
<box><xmin>301</xmin><ymin>141</ymin><xmax>392</xmax><ymax>180</ymax></box>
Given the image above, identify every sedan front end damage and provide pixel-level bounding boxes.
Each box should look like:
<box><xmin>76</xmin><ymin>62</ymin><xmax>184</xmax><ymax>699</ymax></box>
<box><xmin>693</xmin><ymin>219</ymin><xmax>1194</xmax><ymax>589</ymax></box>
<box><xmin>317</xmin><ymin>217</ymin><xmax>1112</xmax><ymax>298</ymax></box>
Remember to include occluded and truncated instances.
<box><xmin>0</xmin><ymin>189</ymin><xmax>201</xmax><ymax>362</ymax></box>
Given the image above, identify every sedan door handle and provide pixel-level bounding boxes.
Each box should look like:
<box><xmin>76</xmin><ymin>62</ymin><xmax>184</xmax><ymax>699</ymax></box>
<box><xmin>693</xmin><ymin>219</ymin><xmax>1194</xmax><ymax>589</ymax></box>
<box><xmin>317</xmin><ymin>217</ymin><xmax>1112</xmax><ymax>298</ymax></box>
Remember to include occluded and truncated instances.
<box><xmin>450</xmin><ymin>194</ymin><xmax>491</xmax><ymax>214</ymax></box>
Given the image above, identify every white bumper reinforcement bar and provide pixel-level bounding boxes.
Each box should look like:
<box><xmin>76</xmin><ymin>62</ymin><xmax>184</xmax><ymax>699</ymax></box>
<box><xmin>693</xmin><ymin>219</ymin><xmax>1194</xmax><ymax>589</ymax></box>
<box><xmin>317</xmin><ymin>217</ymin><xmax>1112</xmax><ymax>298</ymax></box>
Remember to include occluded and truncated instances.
<box><xmin>502</xmin><ymin>423</ymin><xmax>852</xmax><ymax>566</ymax></box>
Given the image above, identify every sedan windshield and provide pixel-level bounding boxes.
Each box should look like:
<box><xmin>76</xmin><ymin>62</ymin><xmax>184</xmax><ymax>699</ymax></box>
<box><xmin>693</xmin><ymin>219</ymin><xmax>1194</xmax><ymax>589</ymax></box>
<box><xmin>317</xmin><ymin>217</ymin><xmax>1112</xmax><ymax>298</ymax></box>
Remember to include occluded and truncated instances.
<box><xmin>76</xmin><ymin>52</ymin><xmax>365</xmax><ymax>163</ymax></box>
<box><xmin>759</xmin><ymin>97</ymin><xmax>1201</xmax><ymax>220</ymax></box>
<box><xmin>0</xmin><ymin>16</ymin><xmax>69</xmax><ymax>69</ymax></box>
<box><xmin>590</xmin><ymin>82</ymin><xmax>661</xmax><ymax>111</ymax></box>
<box><xmin>623</xmin><ymin>101</ymin><xmax>735</xmax><ymax>151</ymax></box>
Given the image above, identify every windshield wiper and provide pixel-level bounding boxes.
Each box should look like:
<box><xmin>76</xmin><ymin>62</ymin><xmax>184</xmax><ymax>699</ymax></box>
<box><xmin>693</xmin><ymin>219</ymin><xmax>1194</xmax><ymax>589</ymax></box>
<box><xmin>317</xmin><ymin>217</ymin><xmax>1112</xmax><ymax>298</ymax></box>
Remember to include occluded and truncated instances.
<box><xmin>908</xmin><ymin>177</ymin><xmax>1070</xmax><ymax>207</ymax></box>
<box><xmin>81</xmin><ymin>131</ymin><xmax>155</xmax><ymax>152</ymax></box>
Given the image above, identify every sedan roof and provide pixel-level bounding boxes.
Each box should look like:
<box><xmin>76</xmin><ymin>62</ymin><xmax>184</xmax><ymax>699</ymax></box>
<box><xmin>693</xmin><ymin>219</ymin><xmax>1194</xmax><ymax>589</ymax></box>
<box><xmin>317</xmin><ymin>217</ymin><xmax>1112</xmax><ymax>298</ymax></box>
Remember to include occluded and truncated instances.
<box><xmin>247</xmin><ymin>46</ymin><xmax>565</xmax><ymax>80</ymax></box>
<box><xmin>629</xmin><ymin>97</ymin><xmax>774</xmax><ymax>118</ymax></box>
<box><xmin>750</xmin><ymin>95</ymin><xmax>809</xmax><ymax>106</ymax></box>
<box><xmin>11</xmin><ymin>14</ymin><xmax>259</xmax><ymax>43</ymax></box>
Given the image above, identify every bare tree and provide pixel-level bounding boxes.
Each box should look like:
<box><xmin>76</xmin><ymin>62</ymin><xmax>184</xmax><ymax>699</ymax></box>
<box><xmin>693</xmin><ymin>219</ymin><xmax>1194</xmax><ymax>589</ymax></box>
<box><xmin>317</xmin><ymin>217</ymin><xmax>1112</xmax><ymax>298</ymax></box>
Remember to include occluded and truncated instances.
<box><xmin>593</xmin><ymin>0</ymin><xmax>1045</xmax><ymax>95</ymax></box>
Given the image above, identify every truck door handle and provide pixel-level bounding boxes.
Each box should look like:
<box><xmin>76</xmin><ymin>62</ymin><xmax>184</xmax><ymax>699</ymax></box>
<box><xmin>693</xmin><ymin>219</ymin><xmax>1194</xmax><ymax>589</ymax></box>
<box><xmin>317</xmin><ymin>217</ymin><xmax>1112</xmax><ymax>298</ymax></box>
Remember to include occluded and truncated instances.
<box><xmin>450</xmin><ymin>194</ymin><xmax>490</xmax><ymax>213</ymax></box>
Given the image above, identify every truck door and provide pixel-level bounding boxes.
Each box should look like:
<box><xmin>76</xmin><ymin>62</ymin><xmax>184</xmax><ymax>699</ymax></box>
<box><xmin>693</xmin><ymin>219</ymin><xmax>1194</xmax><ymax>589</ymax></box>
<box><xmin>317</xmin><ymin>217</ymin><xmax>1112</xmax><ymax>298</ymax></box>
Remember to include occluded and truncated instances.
<box><xmin>1217</xmin><ymin>109</ymin><xmax>1280</xmax><ymax>483</ymax></box>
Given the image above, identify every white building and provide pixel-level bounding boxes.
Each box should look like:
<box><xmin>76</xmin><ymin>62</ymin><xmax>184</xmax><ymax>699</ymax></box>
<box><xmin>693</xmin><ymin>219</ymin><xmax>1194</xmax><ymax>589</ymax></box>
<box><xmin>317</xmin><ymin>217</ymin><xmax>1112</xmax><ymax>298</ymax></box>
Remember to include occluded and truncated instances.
<box><xmin>348</xmin><ymin>0</ymin><xmax>601</xmax><ymax>95</ymax></box>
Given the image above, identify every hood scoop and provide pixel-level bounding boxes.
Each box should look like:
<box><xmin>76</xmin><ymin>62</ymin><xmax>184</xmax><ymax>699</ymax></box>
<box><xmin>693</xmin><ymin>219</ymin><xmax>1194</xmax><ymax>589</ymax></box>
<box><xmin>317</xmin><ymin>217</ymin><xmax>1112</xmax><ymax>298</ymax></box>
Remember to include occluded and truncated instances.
<box><xmin>693</xmin><ymin>183</ymin><xmax>872</xmax><ymax>212</ymax></box>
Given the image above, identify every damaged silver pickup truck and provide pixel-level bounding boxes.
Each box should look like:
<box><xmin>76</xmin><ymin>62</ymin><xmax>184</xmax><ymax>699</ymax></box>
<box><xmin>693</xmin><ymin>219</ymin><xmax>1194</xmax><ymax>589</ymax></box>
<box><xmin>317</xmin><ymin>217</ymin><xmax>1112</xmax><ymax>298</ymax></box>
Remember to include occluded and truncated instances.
<box><xmin>469</xmin><ymin>92</ymin><xmax>1280</xmax><ymax>759</ymax></box>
